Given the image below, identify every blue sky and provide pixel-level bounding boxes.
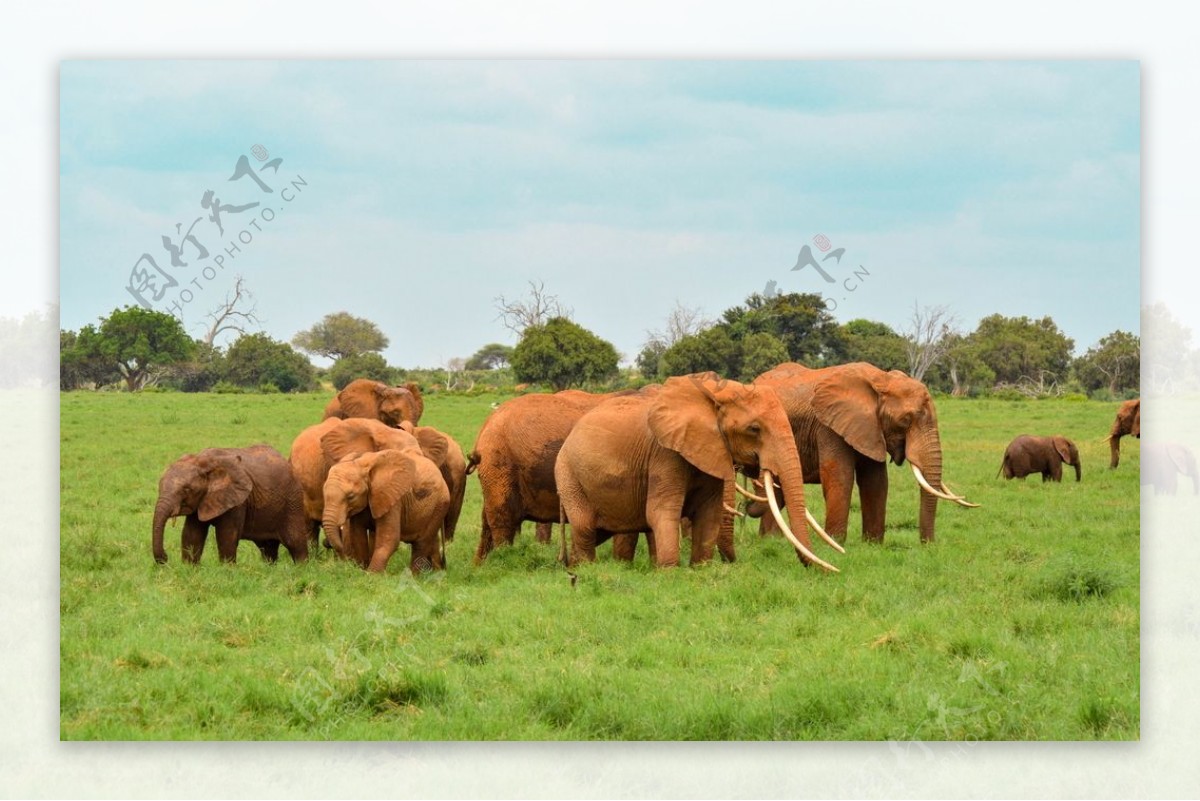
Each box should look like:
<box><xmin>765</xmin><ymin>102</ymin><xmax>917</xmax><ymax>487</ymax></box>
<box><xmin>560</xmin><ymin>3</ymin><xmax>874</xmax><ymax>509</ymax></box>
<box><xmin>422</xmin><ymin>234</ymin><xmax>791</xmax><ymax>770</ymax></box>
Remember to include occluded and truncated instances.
<box><xmin>59</xmin><ymin>60</ymin><xmax>1140</xmax><ymax>368</ymax></box>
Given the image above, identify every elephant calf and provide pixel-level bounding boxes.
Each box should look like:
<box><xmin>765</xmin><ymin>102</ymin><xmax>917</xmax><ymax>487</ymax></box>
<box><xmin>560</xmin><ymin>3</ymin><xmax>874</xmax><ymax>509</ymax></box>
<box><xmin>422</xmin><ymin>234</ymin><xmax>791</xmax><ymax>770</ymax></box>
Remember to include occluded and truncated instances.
<box><xmin>998</xmin><ymin>435</ymin><xmax>1081</xmax><ymax>483</ymax></box>
<box><xmin>152</xmin><ymin>445</ymin><xmax>309</xmax><ymax>564</ymax></box>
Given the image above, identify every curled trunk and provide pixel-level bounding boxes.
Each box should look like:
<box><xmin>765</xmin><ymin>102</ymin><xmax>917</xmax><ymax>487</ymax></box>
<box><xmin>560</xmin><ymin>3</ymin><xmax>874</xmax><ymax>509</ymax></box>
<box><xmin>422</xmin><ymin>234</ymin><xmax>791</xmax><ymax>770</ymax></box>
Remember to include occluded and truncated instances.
<box><xmin>322</xmin><ymin>512</ymin><xmax>346</xmax><ymax>554</ymax></box>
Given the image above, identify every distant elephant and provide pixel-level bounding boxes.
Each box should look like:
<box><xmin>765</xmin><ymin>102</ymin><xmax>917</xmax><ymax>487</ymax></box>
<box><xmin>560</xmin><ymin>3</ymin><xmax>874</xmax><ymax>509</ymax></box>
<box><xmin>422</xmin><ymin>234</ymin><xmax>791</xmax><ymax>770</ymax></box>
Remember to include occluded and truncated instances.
<box><xmin>556</xmin><ymin>374</ymin><xmax>841</xmax><ymax>570</ymax></box>
<box><xmin>999</xmin><ymin>435</ymin><xmax>1081</xmax><ymax>482</ymax></box>
<box><xmin>467</xmin><ymin>388</ymin><xmax>646</xmax><ymax>563</ymax></box>
<box><xmin>322</xmin><ymin>449</ymin><xmax>450</xmax><ymax>574</ymax></box>
<box><xmin>1141</xmin><ymin>442</ymin><xmax>1199</xmax><ymax>495</ymax></box>
<box><xmin>152</xmin><ymin>445</ymin><xmax>308</xmax><ymax>564</ymax></box>
<box><xmin>323</xmin><ymin>379</ymin><xmax>424</xmax><ymax>427</ymax></box>
<box><xmin>1109</xmin><ymin>399</ymin><xmax>1140</xmax><ymax>468</ymax></box>
<box><xmin>745</xmin><ymin>362</ymin><xmax>976</xmax><ymax>544</ymax></box>
<box><xmin>290</xmin><ymin>418</ymin><xmax>428</xmax><ymax>549</ymax></box>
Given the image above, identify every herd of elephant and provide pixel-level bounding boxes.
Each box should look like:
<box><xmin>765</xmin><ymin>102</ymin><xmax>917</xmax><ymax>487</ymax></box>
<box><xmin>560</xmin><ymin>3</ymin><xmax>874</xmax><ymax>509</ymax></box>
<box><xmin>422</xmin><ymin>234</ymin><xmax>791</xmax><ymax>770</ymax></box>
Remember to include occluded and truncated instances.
<box><xmin>149</xmin><ymin>365</ymin><xmax>1161</xmax><ymax>576</ymax></box>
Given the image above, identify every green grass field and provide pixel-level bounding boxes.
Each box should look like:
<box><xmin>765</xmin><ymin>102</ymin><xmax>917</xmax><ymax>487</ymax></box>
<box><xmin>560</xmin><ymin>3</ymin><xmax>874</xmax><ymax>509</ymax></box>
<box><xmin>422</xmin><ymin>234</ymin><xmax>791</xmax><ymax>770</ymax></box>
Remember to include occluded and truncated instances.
<box><xmin>59</xmin><ymin>391</ymin><xmax>1139</xmax><ymax>740</ymax></box>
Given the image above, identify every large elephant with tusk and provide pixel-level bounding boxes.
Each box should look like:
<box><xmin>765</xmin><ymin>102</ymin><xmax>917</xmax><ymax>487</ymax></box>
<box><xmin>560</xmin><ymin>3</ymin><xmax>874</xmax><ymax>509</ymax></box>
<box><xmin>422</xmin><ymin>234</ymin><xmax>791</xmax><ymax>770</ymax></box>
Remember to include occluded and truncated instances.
<box><xmin>745</xmin><ymin>362</ymin><xmax>977</xmax><ymax>544</ymax></box>
<box><xmin>555</xmin><ymin>373</ymin><xmax>843</xmax><ymax>571</ymax></box>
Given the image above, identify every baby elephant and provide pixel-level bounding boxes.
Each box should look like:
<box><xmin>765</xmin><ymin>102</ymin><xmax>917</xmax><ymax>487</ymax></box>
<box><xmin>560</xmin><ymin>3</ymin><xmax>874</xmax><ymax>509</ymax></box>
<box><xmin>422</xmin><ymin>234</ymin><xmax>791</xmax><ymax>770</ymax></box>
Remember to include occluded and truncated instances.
<box><xmin>152</xmin><ymin>444</ymin><xmax>309</xmax><ymax>564</ymax></box>
<box><xmin>999</xmin><ymin>435</ymin><xmax>1081</xmax><ymax>482</ymax></box>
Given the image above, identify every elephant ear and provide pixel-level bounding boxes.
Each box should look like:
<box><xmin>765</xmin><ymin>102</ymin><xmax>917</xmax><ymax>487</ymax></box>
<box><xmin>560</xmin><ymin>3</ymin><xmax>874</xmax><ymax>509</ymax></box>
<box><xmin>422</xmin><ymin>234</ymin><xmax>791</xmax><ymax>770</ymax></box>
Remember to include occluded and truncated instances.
<box><xmin>1052</xmin><ymin>436</ymin><xmax>1073</xmax><ymax>462</ymax></box>
<box><xmin>337</xmin><ymin>381</ymin><xmax>385</xmax><ymax>419</ymax></box>
<box><xmin>811</xmin><ymin>373</ymin><xmax>888</xmax><ymax>462</ymax></box>
<box><xmin>198</xmin><ymin>455</ymin><xmax>254</xmax><ymax>522</ymax></box>
<box><xmin>321</xmin><ymin>421</ymin><xmax>380</xmax><ymax>464</ymax></box>
<box><xmin>647</xmin><ymin>375</ymin><xmax>735</xmax><ymax>481</ymax></box>
<box><xmin>403</xmin><ymin>382</ymin><xmax>424</xmax><ymax>418</ymax></box>
<box><xmin>368</xmin><ymin>451</ymin><xmax>415</xmax><ymax>519</ymax></box>
<box><xmin>413</xmin><ymin>427</ymin><xmax>449</xmax><ymax>466</ymax></box>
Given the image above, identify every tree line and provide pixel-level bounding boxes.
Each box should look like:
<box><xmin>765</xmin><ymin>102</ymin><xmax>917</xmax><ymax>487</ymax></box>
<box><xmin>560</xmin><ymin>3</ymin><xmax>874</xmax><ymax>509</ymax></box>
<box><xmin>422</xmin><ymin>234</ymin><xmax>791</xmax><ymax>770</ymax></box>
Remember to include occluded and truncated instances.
<box><xmin>59</xmin><ymin>287</ymin><xmax>1145</xmax><ymax>399</ymax></box>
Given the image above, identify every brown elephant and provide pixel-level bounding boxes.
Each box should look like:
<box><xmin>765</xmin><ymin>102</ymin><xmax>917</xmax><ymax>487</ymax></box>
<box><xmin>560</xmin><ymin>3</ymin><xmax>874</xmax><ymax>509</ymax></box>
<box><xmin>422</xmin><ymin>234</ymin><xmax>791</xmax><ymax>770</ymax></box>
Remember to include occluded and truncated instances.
<box><xmin>152</xmin><ymin>445</ymin><xmax>308</xmax><ymax>564</ymax></box>
<box><xmin>746</xmin><ymin>362</ymin><xmax>976</xmax><ymax>544</ymax></box>
<box><xmin>556</xmin><ymin>374</ymin><xmax>841</xmax><ymax>570</ymax></box>
<box><xmin>323</xmin><ymin>379</ymin><xmax>424</xmax><ymax>426</ymax></box>
<box><xmin>999</xmin><ymin>435</ymin><xmax>1081</xmax><ymax>482</ymax></box>
<box><xmin>1109</xmin><ymin>399</ymin><xmax>1140</xmax><ymax>468</ymax></box>
<box><xmin>322</xmin><ymin>449</ymin><xmax>450</xmax><ymax>574</ymax></box>
<box><xmin>406</xmin><ymin>423</ymin><xmax>467</xmax><ymax>543</ymax></box>
<box><xmin>467</xmin><ymin>388</ymin><xmax>644</xmax><ymax>563</ymax></box>
<box><xmin>289</xmin><ymin>418</ymin><xmax>434</xmax><ymax>549</ymax></box>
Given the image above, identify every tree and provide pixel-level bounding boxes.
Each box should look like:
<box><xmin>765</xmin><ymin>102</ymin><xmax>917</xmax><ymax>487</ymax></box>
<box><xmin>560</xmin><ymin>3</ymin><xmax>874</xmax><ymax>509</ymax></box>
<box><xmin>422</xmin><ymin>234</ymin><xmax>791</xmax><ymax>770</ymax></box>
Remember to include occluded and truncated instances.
<box><xmin>930</xmin><ymin>333</ymin><xmax>994</xmax><ymax>397</ymax></box>
<box><xmin>200</xmin><ymin>276</ymin><xmax>261</xmax><ymax>347</ymax></box>
<box><xmin>465</xmin><ymin>343</ymin><xmax>514</xmax><ymax>370</ymax></box>
<box><xmin>901</xmin><ymin>303</ymin><xmax>957</xmax><ymax>381</ymax></box>
<box><xmin>1074</xmin><ymin>330</ymin><xmax>1140</xmax><ymax>396</ymax></box>
<box><xmin>635</xmin><ymin>339</ymin><xmax>668</xmax><ymax>379</ymax></box>
<box><xmin>739</xmin><ymin>331</ymin><xmax>790</xmax><ymax>380</ymax></box>
<box><xmin>494</xmin><ymin>280</ymin><xmax>572</xmax><ymax>336</ymax></box>
<box><xmin>659</xmin><ymin>327</ymin><xmax>740</xmax><ymax>378</ymax></box>
<box><xmin>328</xmin><ymin>352</ymin><xmax>396</xmax><ymax>390</ymax></box>
<box><xmin>84</xmin><ymin>306</ymin><xmax>195</xmax><ymax>391</ymax></box>
<box><xmin>510</xmin><ymin>317</ymin><xmax>619</xmax><ymax>390</ymax></box>
<box><xmin>971</xmin><ymin>314</ymin><xmax>1075</xmax><ymax>388</ymax></box>
<box><xmin>60</xmin><ymin>326</ymin><xmax>119</xmax><ymax>390</ymax></box>
<box><xmin>721</xmin><ymin>292</ymin><xmax>843</xmax><ymax>366</ymax></box>
<box><xmin>840</xmin><ymin>319</ymin><xmax>908</xmax><ymax>372</ymax></box>
<box><xmin>292</xmin><ymin>312</ymin><xmax>389</xmax><ymax>360</ymax></box>
<box><xmin>165</xmin><ymin>340</ymin><xmax>226</xmax><ymax>392</ymax></box>
<box><xmin>224</xmin><ymin>333</ymin><xmax>316</xmax><ymax>392</ymax></box>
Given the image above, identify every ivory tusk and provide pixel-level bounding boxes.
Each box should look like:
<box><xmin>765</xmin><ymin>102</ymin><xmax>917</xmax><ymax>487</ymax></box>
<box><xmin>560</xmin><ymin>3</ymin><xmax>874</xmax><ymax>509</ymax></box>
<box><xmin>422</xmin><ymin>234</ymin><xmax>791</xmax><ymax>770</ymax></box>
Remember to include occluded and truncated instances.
<box><xmin>734</xmin><ymin>482</ymin><xmax>769</xmax><ymax>503</ymax></box>
<box><xmin>940</xmin><ymin>480</ymin><xmax>981</xmax><ymax>508</ymax></box>
<box><xmin>723</xmin><ymin>503</ymin><xmax>744</xmax><ymax>517</ymax></box>
<box><xmin>910</xmin><ymin>464</ymin><xmax>961</xmax><ymax>501</ymax></box>
<box><xmin>804</xmin><ymin>508</ymin><xmax>846</xmax><ymax>554</ymax></box>
<box><xmin>763</xmin><ymin>470</ymin><xmax>839</xmax><ymax>573</ymax></box>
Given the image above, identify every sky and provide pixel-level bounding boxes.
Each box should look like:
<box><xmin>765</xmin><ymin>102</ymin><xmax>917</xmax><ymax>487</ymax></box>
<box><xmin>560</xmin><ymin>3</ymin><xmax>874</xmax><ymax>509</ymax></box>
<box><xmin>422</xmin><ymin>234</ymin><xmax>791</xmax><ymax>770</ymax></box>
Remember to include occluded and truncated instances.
<box><xmin>59</xmin><ymin>60</ymin><xmax>1140</xmax><ymax>368</ymax></box>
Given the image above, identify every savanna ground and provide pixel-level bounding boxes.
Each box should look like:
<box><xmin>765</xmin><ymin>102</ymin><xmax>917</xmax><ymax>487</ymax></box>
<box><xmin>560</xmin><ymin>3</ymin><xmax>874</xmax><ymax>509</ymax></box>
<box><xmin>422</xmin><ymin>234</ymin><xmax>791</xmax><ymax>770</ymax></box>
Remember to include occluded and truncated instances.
<box><xmin>60</xmin><ymin>391</ymin><xmax>1139</xmax><ymax>740</ymax></box>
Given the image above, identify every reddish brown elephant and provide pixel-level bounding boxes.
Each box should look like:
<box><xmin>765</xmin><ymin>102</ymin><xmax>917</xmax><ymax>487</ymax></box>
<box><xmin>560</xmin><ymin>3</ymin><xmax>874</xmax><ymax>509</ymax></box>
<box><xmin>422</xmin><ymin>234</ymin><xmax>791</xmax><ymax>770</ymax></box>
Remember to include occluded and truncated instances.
<box><xmin>467</xmin><ymin>388</ymin><xmax>640</xmax><ymax>563</ymax></box>
<box><xmin>999</xmin><ymin>435</ymin><xmax>1081</xmax><ymax>482</ymax></box>
<box><xmin>322</xmin><ymin>449</ymin><xmax>449</xmax><ymax>574</ymax></box>
<box><xmin>1109</xmin><ymin>398</ymin><xmax>1140</xmax><ymax>468</ymax></box>
<box><xmin>152</xmin><ymin>445</ymin><xmax>308</xmax><ymax>565</ymax></box>
<box><xmin>556</xmin><ymin>374</ymin><xmax>840</xmax><ymax>570</ymax></box>
<box><xmin>406</xmin><ymin>423</ymin><xmax>468</xmax><ymax>544</ymax></box>
<box><xmin>746</xmin><ymin>362</ymin><xmax>976</xmax><ymax>544</ymax></box>
<box><xmin>323</xmin><ymin>379</ymin><xmax>424</xmax><ymax>426</ymax></box>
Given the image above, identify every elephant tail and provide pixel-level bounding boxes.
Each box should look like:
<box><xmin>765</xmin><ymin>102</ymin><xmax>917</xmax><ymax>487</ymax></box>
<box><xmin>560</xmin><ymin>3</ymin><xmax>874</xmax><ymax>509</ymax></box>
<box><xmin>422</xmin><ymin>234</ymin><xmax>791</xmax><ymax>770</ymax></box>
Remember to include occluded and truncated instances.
<box><xmin>465</xmin><ymin>450</ymin><xmax>481</xmax><ymax>475</ymax></box>
<box><xmin>996</xmin><ymin>457</ymin><xmax>1007</xmax><ymax>480</ymax></box>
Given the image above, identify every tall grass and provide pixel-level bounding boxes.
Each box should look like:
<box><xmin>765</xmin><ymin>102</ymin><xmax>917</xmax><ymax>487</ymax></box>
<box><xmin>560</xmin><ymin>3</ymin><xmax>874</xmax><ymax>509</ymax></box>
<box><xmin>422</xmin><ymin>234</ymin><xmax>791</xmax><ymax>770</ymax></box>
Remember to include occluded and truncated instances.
<box><xmin>60</xmin><ymin>392</ymin><xmax>1139</xmax><ymax>740</ymax></box>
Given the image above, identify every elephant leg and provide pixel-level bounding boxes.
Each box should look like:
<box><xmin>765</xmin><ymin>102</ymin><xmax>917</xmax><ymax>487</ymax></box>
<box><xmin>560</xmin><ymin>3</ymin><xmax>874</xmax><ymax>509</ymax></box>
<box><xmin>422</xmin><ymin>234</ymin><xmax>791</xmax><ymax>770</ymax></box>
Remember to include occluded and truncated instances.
<box><xmin>816</xmin><ymin>430</ymin><xmax>855</xmax><ymax>541</ymax></box>
<box><xmin>409</xmin><ymin>534</ymin><xmax>442</xmax><ymax>573</ymax></box>
<box><xmin>213</xmin><ymin>511</ymin><xmax>245</xmax><ymax>563</ymax></box>
<box><xmin>255</xmin><ymin>540</ymin><xmax>280</xmax><ymax>562</ymax></box>
<box><xmin>646</xmin><ymin>481</ymin><xmax>686</xmax><ymax>568</ymax></box>
<box><xmin>688</xmin><ymin>492</ymin><xmax>724</xmax><ymax>566</ymax></box>
<box><xmin>566</xmin><ymin>509</ymin><xmax>599</xmax><ymax>565</ymax></box>
<box><xmin>855</xmin><ymin>458</ymin><xmax>888</xmax><ymax>543</ymax></box>
<box><xmin>474</xmin><ymin>515</ymin><xmax>494</xmax><ymax>563</ymax></box>
<box><xmin>535</xmin><ymin>522</ymin><xmax>553</xmax><ymax>543</ymax></box>
<box><xmin>612</xmin><ymin>532</ymin><xmax>638</xmax><ymax>561</ymax></box>
<box><xmin>645</xmin><ymin>531</ymin><xmax>657</xmax><ymax>562</ymax></box>
<box><xmin>716</xmin><ymin>481</ymin><xmax>736</xmax><ymax>562</ymax></box>
<box><xmin>181</xmin><ymin>516</ymin><xmax>209</xmax><ymax>564</ymax></box>
<box><xmin>367</xmin><ymin>536</ymin><xmax>401</xmax><ymax>573</ymax></box>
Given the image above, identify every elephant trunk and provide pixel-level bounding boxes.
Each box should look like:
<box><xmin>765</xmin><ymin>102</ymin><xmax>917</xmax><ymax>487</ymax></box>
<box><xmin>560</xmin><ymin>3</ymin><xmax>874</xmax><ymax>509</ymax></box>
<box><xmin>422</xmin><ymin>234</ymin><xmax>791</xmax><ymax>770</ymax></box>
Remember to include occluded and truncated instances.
<box><xmin>760</xmin><ymin>425</ymin><xmax>839</xmax><ymax>571</ymax></box>
<box><xmin>1073</xmin><ymin>449</ymin><xmax>1082</xmax><ymax>482</ymax></box>
<box><xmin>321</xmin><ymin>508</ymin><xmax>347</xmax><ymax>554</ymax></box>
<box><xmin>908</xmin><ymin>425</ymin><xmax>944</xmax><ymax>543</ymax></box>
<box><xmin>152</xmin><ymin>496</ymin><xmax>175</xmax><ymax>564</ymax></box>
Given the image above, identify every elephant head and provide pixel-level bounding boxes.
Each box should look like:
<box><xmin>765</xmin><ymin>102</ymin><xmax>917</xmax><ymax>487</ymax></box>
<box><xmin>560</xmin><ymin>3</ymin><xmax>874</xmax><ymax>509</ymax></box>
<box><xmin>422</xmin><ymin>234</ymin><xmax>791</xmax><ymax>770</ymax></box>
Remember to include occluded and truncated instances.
<box><xmin>1051</xmin><ymin>435</ymin><xmax>1082</xmax><ymax>482</ymax></box>
<box><xmin>336</xmin><ymin>379</ymin><xmax>424</xmax><ymax>427</ymax></box>
<box><xmin>647</xmin><ymin>374</ymin><xmax>836</xmax><ymax>568</ymax></box>
<box><xmin>152</xmin><ymin>450</ymin><xmax>253</xmax><ymax>563</ymax></box>
<box><xmin>809</xmin><ymin>363</ymin><xmax>975</xmax><ymax>542</ymax></box>
<box><xmin>1110</xmin><ymin>399</ymin><xmax>1140</xmax><ymax>468</ymax></box>
<box><xmin>320</xmin><ymin>418</ymin><xmax>426</xmax><ymax>465</ymax></box>
<box><xmin>321</xmin><ymin>450</ymin><xmax>415</xmax><ymax>554</ymax></box>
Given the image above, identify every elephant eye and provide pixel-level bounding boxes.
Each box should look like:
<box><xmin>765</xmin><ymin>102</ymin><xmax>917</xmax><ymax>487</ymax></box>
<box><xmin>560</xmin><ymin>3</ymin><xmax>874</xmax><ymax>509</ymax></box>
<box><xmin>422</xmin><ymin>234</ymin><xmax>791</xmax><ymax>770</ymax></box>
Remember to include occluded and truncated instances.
<box><xmin>747</xmin><ymin>423</ymin><xmax>762</xmax><ymax>435</ymax></box>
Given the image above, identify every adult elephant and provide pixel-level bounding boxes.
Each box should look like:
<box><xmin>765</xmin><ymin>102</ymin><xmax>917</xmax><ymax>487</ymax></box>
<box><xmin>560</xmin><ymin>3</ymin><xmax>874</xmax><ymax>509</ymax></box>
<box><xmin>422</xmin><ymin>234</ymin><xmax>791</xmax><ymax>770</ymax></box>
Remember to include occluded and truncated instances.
<box><xmin>467</xmin><ymin>388</ymin><xmax>644</xmax><ymax>563</ymax></box>
<box><xmin>322</xmin><ymin>449</ymin><xmax>450</xmax><ymax>574</ymax></box>
<box><xmin>323</xmin><ymin>379</ymin><xmax>424</xmax><ymax>427</ymax></box>
<box><xmin>152</xmin><ymin>445</ymin><xmax>308</xmax><ymax>564</ymax></box>
<box><xmin>998</xmin><ymin>435</ymin><xmax>1081</xmax><ymax>482</ymax></box>
<box><xmin>556</xmin><ymin>374</ymin><xmax>842</xmax><ymax>570</ymax></box>
<box><xmin>1109</xmin><ymin>399</ymin><xmax>1140</xmax><ymax>468</ymax></box>
<box><xmin>405</xmin><ymin>424</ymin><xmax>468</xmax><ymax>544</ymax></box>
<box><xmin>1141</xmin><ymin>442</ymin><xmax>1199</xmax><ymax>495</ymax></box>
<box><xmin>746</xmin><ymin>362</ymin><xmax>976</xmax><ymax>544</ymax></box>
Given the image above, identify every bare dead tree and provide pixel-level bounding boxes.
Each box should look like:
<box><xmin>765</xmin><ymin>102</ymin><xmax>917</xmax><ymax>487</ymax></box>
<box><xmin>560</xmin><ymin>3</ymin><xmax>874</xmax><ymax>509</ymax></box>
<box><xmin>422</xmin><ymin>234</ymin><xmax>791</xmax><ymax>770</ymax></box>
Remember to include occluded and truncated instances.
<box><xmin>641</xmin><ymin>300</ymin><xmax>712</xmax><ymax>353</ymax></box>
<box><xmin>902</xmin><ymin>302</ymin><xmax>957</xmax><ymax>381</ymax></box>
<box><xmin>494</xmin><ymin>280</ymin><xmax>572</xmax><ymax>336</ymax></box>
<box><xmin>201</xmin><ymin>276</ymin><xmax>261</xmax><ymax>346</ymax></box>
<box><xmin>443</xmin><ymin>357</ymin><xmax>474</xmax><ymax>392</ymax></box>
